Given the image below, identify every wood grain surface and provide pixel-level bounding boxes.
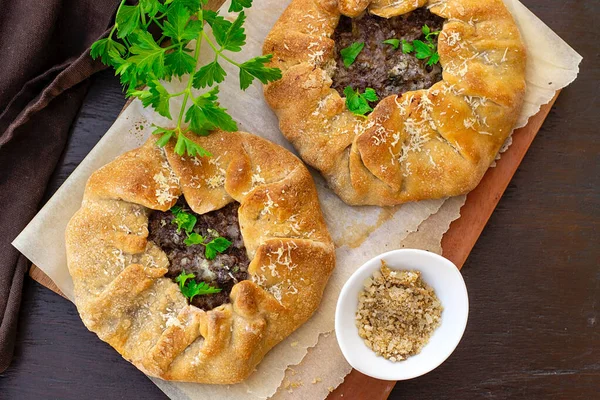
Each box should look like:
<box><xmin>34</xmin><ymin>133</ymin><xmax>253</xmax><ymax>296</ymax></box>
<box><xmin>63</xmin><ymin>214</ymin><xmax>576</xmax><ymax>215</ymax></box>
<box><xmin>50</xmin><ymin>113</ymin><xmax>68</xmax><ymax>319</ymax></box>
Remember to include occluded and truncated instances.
<box><xmin>1</xmin><ymin>1</ymin><xmax>598</xmax><ymax>399</ymax></box>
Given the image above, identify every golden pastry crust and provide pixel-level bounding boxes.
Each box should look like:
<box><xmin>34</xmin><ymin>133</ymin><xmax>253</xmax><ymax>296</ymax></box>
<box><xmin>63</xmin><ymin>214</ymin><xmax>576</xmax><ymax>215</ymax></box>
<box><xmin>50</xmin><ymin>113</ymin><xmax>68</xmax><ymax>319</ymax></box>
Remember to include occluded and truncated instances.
<box><xmin>65</xmin><ymin>132</ymin><xmax>335</xmax><ymax>384</ymax></box>
<box><xmin>263</xmin><ymin>0</ymin><xmax>526</xmax><ymax>206</ymax></box>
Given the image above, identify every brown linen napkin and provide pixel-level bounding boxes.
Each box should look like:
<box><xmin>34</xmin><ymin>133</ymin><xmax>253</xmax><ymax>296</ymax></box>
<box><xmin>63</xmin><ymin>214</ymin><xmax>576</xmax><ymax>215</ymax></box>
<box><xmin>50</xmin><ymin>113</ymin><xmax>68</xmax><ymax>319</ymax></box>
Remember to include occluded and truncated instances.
<box><xmin>0</xmin><ymin>0</ymin><xmax>122</xmax><ymax>372</ymax></box>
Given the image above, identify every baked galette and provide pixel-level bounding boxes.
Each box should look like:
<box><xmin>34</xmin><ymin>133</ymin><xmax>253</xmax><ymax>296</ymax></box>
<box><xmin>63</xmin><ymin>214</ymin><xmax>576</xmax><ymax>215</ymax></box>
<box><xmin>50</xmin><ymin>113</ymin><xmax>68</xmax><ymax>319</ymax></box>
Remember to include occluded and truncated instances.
<box><xmin>65</xmin><ymin>131</ymin><xmax>335</xmax><ymax>383</ymax></box>
<box><xmin>263</xmin><ymin>0</ymin><xmax>526</xmax><ymax>206</ymax></box>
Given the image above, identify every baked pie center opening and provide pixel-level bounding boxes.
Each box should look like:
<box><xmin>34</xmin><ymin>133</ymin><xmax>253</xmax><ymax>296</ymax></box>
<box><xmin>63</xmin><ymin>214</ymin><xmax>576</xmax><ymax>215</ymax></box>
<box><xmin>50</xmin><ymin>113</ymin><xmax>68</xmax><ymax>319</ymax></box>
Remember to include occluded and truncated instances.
<box><xmin>148</xmin><ymin>198</ymin><xmax>250</xmax><ymax>311</ymax></box>
<box><xmin>331</xmin><ymin>8</ymin><xmax>444</xmax><ymax>105</ymax></box>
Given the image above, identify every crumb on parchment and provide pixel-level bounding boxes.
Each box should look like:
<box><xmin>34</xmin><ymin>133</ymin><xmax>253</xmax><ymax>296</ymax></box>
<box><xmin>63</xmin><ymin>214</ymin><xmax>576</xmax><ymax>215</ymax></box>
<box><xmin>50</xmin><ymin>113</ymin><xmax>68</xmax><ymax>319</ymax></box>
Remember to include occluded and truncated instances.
<box><xmin>283</xmin><ymin>379</ymin><xmax>303</xmax><ymax>393</ymax></box>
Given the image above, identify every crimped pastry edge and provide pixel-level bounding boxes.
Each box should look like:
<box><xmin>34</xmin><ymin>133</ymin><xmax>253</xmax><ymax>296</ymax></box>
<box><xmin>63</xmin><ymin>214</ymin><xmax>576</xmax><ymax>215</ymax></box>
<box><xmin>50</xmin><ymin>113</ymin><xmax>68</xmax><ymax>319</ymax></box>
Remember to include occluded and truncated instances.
<box><xmin>65</xmin><ymin>131</ymin><xmax>335</xmax><ymax>383</ymax></box>
<box><xmin>263</xmin><ymin>0</ymin><xmax>527</xmax><ymax>206</ymax></box>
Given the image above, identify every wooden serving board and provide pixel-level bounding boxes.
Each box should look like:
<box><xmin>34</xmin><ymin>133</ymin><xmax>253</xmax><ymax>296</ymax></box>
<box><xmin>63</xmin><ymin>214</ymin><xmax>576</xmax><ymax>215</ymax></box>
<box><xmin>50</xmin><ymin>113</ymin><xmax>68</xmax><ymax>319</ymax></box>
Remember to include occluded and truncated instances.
<box><xmin>29</xmin><ymin>91</ymin><xmax>560</xmax><ymax>399</ymax></box>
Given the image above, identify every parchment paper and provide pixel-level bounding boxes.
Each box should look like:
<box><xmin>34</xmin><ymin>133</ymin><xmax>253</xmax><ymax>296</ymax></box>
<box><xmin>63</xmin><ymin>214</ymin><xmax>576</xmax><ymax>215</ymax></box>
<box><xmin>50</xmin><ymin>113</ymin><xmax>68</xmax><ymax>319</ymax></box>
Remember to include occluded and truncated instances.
<box><xmin>13</xmin><ymin>0</ymin><xmax>581</xmax><ymax>399</ymax></box>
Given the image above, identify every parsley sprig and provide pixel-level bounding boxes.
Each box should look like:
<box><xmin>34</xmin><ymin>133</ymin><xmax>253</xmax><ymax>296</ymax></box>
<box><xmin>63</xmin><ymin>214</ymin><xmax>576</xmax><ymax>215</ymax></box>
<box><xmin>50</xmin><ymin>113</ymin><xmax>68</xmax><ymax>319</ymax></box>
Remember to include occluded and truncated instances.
<box><xmin>382</xmin><ymin>38</ymin><xmax>400</xmax><ymax>50</ymax></box>
<box><xmin>90</xmin><ymin>0</ymin><xmax>282</xmax><ymax>158</ymax></box>
<box><xmin>340</xmin><ymin>42</ymin><xmax>364</xmax><ymax>68</ymax></box>
<box><xmin>170</xmin><ymin>205</ymin><xmax>197</xmax><ymax>234</ymax></box>
<box><xmin>170</xmin><ymin>205</ymin><xmax>232</xmax><ymax>259</ymax></box>
<box><xmin>344</xmin><ymin>86</ymin><xmax>379</xmax><ymax>117</ymax></box>
<box><xmin>392</xmin><ymin>25</ymin><xmax>441</xmax><ymax>67</ymax></box>
<box><xmin>175</xmin><ymin>270</ymin><xmax>221</xmax><ymax>302</ymax></box>
<box><xmin>184</xmin><ymin>234</ymin><xmax>232</xmax><ymax>259</ymax></box>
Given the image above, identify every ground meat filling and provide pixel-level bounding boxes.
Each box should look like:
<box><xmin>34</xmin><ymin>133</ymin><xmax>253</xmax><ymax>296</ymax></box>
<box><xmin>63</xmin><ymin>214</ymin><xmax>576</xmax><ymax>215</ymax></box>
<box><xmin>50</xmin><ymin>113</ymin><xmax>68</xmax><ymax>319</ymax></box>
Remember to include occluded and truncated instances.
<box><xmin>148</xmin><ymin>199</ymin><xmax>249</xmax><ymax>311</ymax></box>
<box><xmin>331</xmin><ymin>9</ymin><xmax>444</xmax><ymax>104</ymax></box>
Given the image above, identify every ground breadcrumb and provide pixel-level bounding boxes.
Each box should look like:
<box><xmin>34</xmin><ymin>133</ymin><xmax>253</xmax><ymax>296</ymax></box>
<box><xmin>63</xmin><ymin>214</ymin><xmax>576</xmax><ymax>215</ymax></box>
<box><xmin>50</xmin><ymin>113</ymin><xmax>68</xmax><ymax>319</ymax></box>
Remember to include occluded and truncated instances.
<box><xmin>356</xmin><ymin>261</ymin><xmax>442</xmax><ymax>362</ymax></box>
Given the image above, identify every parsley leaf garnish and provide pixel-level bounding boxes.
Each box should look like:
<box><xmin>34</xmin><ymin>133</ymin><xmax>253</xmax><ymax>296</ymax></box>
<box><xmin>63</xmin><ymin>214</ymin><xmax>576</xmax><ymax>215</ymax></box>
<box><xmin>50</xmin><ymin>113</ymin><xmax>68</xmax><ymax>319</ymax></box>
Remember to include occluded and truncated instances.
<box><xmin>229</xmin><ymin>0</ymin><xmax>253</xmax><ymax>13</ymax></box>
<box><xmin>401</xmin><ymin>39</ymin><xmax>414</xmax><ymax>54</ymax></box>
<box><xmin>344</xmin><ymin>86</ymin><xmax>379</xmax><ymax>117</ymax></box>
<box><xmin>170</xmin><ymin>205</ymin><xmax>197</xmax><ymax>234</ymax></box>
<box><xmin>163</xmin><ymin>3</ymin><xmax>202</xmax><ymax>42</ymax></box>
<box><xmin>175</xmin><ymin>270</ymin><xmax>222</xmax><ymax>302</ymax></box>
<box><xmin>413</xmin><ymin>40</ymin><xmax>434</xmax><ymax>60</ymax></box>
<box><xmin>115</xmin><ymin>5</ymin><xmax>141</xmax><ymax>39</ymax></box>
<box><xmin>219</xmin><ymin>11</ymin><xmax>247</xmax><ymax>52</ymax></box>
<box><xmin>132</xmin><ymin>80</ymin><xmax>172</xmax><ymax>119</ymax></box>
<box><xmin>400</xmin><ymin>25</ymin><xmax>441</xmax><ymax>67</ymax></box>
<box><xmin>174</xmin><ymin>131</ymin><xmax>212</xmax><ymax>157</ymax></box>
<box><xmin>169</xmin><ymin>206</ymin><xmax>233</xmax><ymax>260</ymax></box>
<box><xmin>184</xmin><ymin>233</ymin><xmax>232</xmax><ymax>259</ymax></box>
<box><xmin>153</xmin><ymin>126</ymin><xmax>174</xmax><ymax>147</ymax></box>
<box><xmin>183</xmin><ymin>232</ymin><xmax>205</xmax><ymax>246</ymax></box>
<box><xmin>90</xmin><ymin>38</ymin><xmax>126</xmax><ymax>64</ymax></box>
<box><xmin>205</xmin><ymin>237</ymin><xmax>232</xmax><ymax>260</ymax></box>
<box><xmin>175</xmin><ymin>270</ymin><xmax>195</xmax><ymax>289</ymax></box>
<box><xmin>193</xmin><ymin>61</ymin><xmax>227</xmax><ymax>88</ymax></box>
<box><xmin>90</xmin><ymin>0</ymin><xmax>281</xmax><ymax>158</ymax></box>
<box><xmin>164</xmin><ymin>48</ymin><xmax>196</xmax><ymax>77</ymax></box>
<box><xmin>382</xmin><ymin>39</ymin><xmax>400</xmax><ymax>50</ymax></box>
<box><xmin>340</xmin><ymin>42</ymin><xmax>364</xmax><ymax>68</ymax></box>
<box><xmin>183</xmin><ymin>280</ymin><xmax>222</xmax><ymax>302</ymax></box>
<box><xmin>128</xmin><ymin>30</ymin><xmax>166</xmax><ymax>79</ymax></box>
<box><xmin>238</xmin><ymin>55</ymin><xmax>282</xmax><ymax>90</ymax></box>
<box><xmin>363</xmin><ymin>88</ymin><xmax>379</xmax><ymax>102</ymax></box>
<box><xmin>182</xmin><ymin>86</ymin><xmax>238</xmax><ymax>135</ymax></box>
<box><xmin>421</xmin><ymin>24</ymin><xmax>433</xmax><ymax>36</ymax></box>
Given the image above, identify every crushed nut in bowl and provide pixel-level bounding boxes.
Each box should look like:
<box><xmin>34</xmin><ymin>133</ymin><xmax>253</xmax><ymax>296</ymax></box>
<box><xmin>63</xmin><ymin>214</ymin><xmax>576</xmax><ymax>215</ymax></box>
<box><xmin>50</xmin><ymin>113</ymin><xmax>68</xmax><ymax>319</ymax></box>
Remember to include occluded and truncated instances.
<box><xmin>356</xmin><ymin>261</ymin><xmax>443</xmax><ymax>362</ymax></box>
<box><xmin>335</xmin><ymin>249</ymin><xmax>469</xmax><ymax>381</ymax></box>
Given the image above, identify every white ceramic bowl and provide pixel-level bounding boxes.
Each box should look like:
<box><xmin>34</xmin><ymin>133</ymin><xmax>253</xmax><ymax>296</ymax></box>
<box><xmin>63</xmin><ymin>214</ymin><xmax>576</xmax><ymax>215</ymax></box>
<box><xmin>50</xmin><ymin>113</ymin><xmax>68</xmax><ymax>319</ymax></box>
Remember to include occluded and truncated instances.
<box><xmin>335</xmin><ymin>249</ymin><xmax>469</xmax><ymax>381</ymax></box>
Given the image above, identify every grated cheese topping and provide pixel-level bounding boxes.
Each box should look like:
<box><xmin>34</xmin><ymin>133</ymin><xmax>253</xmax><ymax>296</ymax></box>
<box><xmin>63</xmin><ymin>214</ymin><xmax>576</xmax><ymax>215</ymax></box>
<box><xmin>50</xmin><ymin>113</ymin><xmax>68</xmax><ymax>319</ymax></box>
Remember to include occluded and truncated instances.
<box><xmin>261</xmin><ymin>191</ymin><xmax>278</xmax><ymax>216</ymax></box>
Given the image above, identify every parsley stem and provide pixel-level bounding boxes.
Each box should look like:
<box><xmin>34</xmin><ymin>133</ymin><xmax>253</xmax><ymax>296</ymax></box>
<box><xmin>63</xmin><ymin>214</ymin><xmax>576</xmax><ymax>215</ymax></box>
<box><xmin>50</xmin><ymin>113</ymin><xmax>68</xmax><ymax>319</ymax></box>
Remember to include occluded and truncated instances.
<box><xmin>218</xmin><ymin>53</ymin><xmax>240</xmax><ymax>67</ymax></box>
<box><xmin>108</xmin><ymin>24</ymin><xmax>118</xmax><ymax>40</ymax></box>
<box><xmin>201</xmin><ymin>32</ymin><xmax>241</xmax><ymax>67</ymax></box>
<box><xmin>176</xmin><ymin>37</ymin><xmax>203</xmax><ymax>131</ymax></box>
<box><xmin>177</xmin><ymin>95</ymin><xmax>191</xmax><ymax>132</ymax></box>
<box><xmin>108</xmin><ymin>0</ymin><xmax>127</xmax><ymax>40</ymax></box>
<box><xmin>139</xmin><ymin>6</ymin><xmax>147</xmax><ymax>27</ymax></box>
<box><xmin>161</xmin><ymin>43</ymin><xmax>181</xmax><ymax>52</ymax></box>
<box><xmin>150</xmin><ymin>18</ymin><xmax>164</xmax><ymax>31</ymax></box>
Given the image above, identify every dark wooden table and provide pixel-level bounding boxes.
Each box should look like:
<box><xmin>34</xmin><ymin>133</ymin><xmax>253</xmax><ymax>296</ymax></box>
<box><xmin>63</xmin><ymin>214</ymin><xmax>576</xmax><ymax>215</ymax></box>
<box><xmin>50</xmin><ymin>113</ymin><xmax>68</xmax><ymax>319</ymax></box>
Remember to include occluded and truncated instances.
<box><xmin>1</xmin><ymin>1</ymin><xmax>598</xmax><ymax>399</ymax></box>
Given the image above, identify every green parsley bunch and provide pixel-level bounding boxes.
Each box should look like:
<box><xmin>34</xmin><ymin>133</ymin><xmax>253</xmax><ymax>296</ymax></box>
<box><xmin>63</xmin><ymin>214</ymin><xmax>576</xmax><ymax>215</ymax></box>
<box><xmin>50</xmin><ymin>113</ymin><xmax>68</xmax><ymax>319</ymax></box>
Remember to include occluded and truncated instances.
<box><xmin>91</xmin><ymin>0</ymin><xmax>282</xmax><ymax>157</ymax></box>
